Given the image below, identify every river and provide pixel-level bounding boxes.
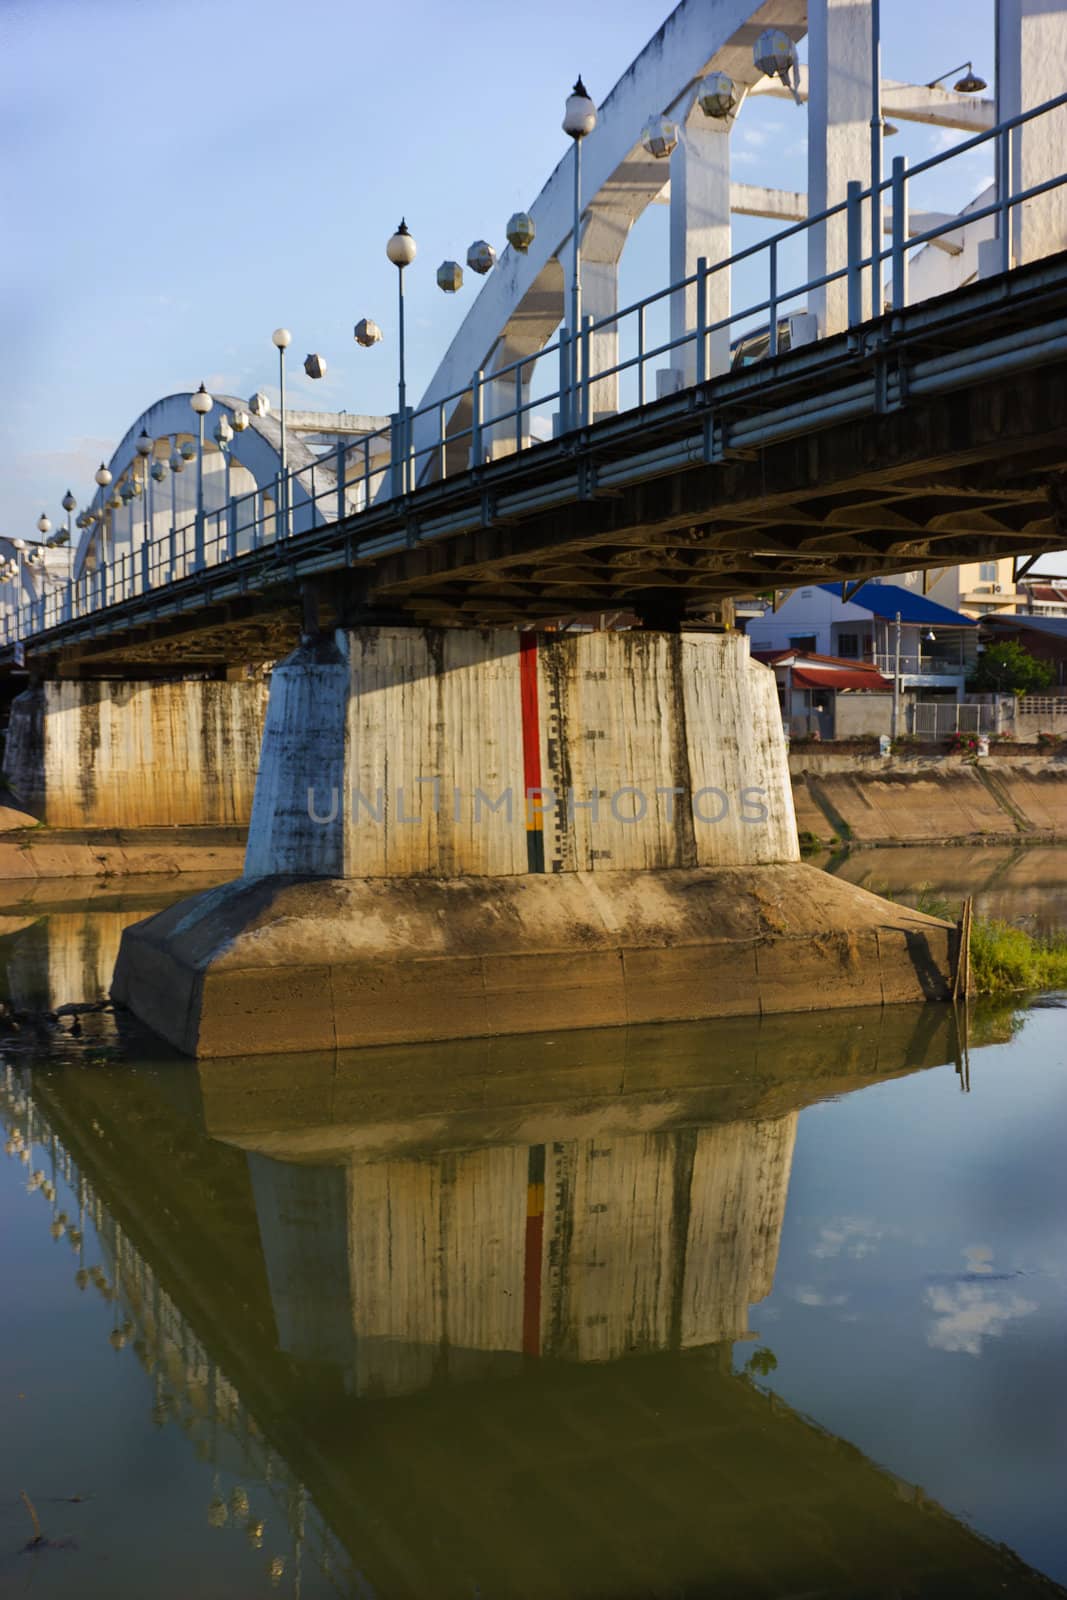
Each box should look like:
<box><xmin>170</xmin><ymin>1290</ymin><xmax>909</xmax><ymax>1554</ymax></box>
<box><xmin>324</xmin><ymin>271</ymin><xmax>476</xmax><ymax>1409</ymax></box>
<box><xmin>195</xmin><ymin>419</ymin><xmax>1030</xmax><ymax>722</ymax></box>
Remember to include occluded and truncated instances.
<box><xmin>1</xmin><ymin>848</ymin><xmax>1065</xmax><ymax>1598</ymax></box>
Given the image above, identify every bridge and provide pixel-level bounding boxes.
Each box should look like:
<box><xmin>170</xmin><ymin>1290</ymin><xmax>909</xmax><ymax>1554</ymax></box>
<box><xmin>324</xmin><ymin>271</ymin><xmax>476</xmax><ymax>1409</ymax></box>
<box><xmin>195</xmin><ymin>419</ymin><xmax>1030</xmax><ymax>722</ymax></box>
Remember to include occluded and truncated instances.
<box><xmin>2</xmin><ymin>0</ymin><xmax>1066</xmax><ymax>1055</ymax></box>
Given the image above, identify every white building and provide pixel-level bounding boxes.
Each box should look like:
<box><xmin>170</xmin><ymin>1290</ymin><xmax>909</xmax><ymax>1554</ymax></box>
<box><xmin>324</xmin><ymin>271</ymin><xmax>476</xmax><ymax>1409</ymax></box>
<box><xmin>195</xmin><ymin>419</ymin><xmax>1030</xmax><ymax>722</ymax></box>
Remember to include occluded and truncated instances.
<box><xmin>746</xmin><ymin>581</ymin><xmax>979</xmax><ymax>698</ymax></box>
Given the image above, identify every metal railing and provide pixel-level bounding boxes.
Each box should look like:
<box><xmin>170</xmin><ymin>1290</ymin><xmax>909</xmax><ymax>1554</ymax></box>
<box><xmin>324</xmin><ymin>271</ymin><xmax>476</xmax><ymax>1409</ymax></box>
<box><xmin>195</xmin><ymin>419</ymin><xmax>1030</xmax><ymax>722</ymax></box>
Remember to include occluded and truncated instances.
<box><xmin>4</xmin><ymin>89</ymin><xmax>1067</xmax><ymax>652</ymax></box>
<box><xmin>872</xmin><ymin>652</ymin><xmax>968</xmax><ymax>676</ymax></box>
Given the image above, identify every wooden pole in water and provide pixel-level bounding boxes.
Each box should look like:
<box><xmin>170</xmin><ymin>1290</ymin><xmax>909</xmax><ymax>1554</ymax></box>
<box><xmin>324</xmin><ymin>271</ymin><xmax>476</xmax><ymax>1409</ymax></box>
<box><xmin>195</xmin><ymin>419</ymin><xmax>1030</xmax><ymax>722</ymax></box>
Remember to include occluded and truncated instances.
<box><xmin>952</xmin><ymin>895</ymin><xmax>973</xmax><ymax>1003</ymax></box>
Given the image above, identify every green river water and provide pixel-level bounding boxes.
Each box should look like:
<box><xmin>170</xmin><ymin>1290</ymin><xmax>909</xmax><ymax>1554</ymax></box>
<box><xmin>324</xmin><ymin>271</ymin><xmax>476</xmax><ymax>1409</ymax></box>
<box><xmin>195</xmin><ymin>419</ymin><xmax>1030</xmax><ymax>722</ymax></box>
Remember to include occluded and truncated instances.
<box><xmin>0</xmin><ymin>847</ymin><xmax>1065</xmax><ymax>1599</ymax></box>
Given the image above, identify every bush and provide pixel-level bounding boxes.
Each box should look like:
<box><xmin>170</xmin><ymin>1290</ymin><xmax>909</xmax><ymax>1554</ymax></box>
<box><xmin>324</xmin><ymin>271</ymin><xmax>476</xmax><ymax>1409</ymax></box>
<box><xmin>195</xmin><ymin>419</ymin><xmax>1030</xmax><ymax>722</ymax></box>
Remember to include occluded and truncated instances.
<box><xmin>970</xmin><ymin>919</ymin><xmax>1067</xmax><ymax>995</ymax></box>
<box><xmin>967</xmin><ymin>640</ymin><xmax>1054</xmax><ymax>696</ymax></box>
<box><xmin>1037</xmin><ymin>731</ymin><xmax>1064</xmax><ymax>749</ymax></box>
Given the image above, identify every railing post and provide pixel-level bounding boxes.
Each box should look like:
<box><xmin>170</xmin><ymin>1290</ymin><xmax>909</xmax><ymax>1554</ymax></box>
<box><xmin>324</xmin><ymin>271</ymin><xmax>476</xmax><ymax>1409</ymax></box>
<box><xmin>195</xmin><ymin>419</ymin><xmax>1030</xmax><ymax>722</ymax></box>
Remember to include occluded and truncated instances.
<box><xmin>580</xmin><ymin>314</ymin><xmax>593</xmax><ymax>428</ymax></box>
<box><xmin>998</xmin><ymin>125</ymin><xmax>1013</xmax><ymax>274</ymax></box>
<box><xmin>390</xmin><ymin>412</ymin><xmax>404</xmax><ymax>499</ymax></box>
<box><xmin>890</xmin><ymin>155</ymin><xmax>908</xmax><ymax>312</ymax></box>
<box><xmin>336</xmin><ymin>442</ymin><xmax>346</xmax><ymax>522</ymax></box>
<box><xmin>846</xmin><ymin>180</ymin><xmax>864</xmax><ymax>329</ymax></box>
<box><xmin>404</xmin><ymin>405</ymin><xmax>414</xmax><ymax>494</ymax></box>
<box><xmin>558</xmin><ymin>330</ymin><xmax>571</xmax><ymax>435</ymax></box>
<box><xmin>768</xmin><ymin>240</ymin><xmax>779</xmax><ymax>358</ymax></box>
<box><xmin>273</xmin><ymin>472</ymin><xmax>283</xmax><ymax>545</ymax></box>
<box><xmin>140</xmin><ymin>540</ymin><xmax>150</xmax><ymax>595</ymax></box>
<box><xmin>471</xmin><ymin>370</ymin><xmax>484</xmax><ymax>467</ymax></box>
<box><xmin>226</xmin><ymin>497</ymin><xmax>236</xmax><ymax>561</ymax></box>
<box><xmin>437</xmin><ymin>402</ymin><xmax>447</xmax><ymax>482</ymax></box>
<box><xmin>515</xmin><ymin>363</ymin><xmax>524</xmax><ymax>453</ymax></box>
<box><xmin>695</xmin><ymin>256</ymin><xmax>709</xmax><ymax>386</ymax></box>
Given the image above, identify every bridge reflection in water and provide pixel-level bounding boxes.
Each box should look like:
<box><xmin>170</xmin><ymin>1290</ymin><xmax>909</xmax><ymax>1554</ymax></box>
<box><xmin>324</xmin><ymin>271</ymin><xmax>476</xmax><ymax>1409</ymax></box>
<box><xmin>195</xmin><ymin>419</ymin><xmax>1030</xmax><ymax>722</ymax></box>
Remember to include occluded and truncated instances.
<box><xmin>3</xmin><ymin>1006</ymin><xmax>1060</xmax><ymax>1599</ymax></box>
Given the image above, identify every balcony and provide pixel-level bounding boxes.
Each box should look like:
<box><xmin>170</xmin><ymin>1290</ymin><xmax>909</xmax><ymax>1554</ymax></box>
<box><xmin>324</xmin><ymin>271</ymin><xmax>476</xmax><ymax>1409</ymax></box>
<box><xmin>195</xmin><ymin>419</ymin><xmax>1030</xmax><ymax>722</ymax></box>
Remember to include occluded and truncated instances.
<box><xmin>872</xmin><ymin>653</ymin><xmax>968</xmax><ymax>679</ymax></box>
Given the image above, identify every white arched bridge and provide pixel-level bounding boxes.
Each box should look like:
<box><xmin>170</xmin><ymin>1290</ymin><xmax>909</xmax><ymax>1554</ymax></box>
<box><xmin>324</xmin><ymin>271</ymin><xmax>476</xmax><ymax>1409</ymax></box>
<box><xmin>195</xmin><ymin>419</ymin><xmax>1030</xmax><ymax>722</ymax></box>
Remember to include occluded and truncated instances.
<box><xmin>4</xmin><ymin>0</ymin><xmax>1067</xmax><ymax>667</ymax></box>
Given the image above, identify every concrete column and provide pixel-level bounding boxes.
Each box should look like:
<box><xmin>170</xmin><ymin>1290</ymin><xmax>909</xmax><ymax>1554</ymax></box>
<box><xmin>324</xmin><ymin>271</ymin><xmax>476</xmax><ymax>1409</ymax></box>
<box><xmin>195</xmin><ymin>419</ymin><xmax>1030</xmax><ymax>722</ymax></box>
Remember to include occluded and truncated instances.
<box><xmin>807</xmin><ymin>0</ymin><xmax>875</xmax><ymax>334</ymax></box>
<box><xmin>989</xmin><ymin>0</ymin><xmax>1067</xmax><ymax>268</ymax></box>
<box><xmin>561</xmin><ymin>206</ymin><xmax>632</xmax><ymax>421</ymax></box>
<box><xmin>115</xmin><ymin>624</ymin><xmax>957</xmax><ymax>1057</ymax></box>
<box><xmin>2</xmin><ymin>678</ymin><xmax>268</xmax><ymax>828</ymax></box>
<box><xmin>668</xmin><ymin>115</ymin><xmax>732</xmax><ymax>388</ymax></box>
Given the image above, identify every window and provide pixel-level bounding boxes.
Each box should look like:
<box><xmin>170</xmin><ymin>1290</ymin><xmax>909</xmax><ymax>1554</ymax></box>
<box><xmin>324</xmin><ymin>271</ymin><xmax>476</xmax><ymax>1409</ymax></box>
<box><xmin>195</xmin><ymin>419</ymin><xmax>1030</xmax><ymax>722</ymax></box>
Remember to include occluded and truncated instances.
<box><xmin>789</xmin><ymin>635</ymin><xmax>817</xmax><ymax>652</ymax></box>
<box><xmin>979</xmin><ymin>562</ymin><xmax>997</xmax><ymax>583</ymax></box>
<box><xmin>837</xmin><ymin>633</ymin><xmax>860</xmax><ymax>658</ymax></box>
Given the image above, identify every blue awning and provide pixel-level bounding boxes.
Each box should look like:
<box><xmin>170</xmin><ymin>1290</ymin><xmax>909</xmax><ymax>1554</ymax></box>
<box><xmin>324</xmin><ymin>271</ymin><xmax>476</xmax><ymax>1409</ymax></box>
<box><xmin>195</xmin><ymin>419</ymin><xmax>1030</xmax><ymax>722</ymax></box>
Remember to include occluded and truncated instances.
<box><xmin>820</xmin><ymin>583</ymin><xmax>977</xmax><ymax>626</ymax></box>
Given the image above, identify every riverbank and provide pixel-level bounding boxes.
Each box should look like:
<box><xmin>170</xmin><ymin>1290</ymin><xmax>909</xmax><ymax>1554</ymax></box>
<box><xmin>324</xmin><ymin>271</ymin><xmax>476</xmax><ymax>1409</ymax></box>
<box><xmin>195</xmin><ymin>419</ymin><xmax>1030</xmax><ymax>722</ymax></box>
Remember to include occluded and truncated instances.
<box><xmin>791</xmin><ymin>749</ymin><xmax>1067</xmax><ymax>849</ymax></box>
<box><xmin>0</xmin><ymin>751</ymin><xmax>1064</xmax><ymax>881</ymax></box>
<box><xmin>0</xmin><ymin>823</ymin><xmax>246</xmax><ymax>880</ymax></box>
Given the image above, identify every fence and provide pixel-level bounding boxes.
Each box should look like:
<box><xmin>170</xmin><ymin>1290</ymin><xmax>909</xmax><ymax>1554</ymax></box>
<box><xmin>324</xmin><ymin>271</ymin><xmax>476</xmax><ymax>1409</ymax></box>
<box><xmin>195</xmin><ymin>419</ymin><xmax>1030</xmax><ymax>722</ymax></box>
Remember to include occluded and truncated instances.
<box><xmin>911</xmin><ymin>701</ymin><xmax>998</xmax><ymax>738</ymax></box>
<box><xmin>4</xmin><ymin>89</ymin><xmax>1067</xmax><ymax>652</ymax></box>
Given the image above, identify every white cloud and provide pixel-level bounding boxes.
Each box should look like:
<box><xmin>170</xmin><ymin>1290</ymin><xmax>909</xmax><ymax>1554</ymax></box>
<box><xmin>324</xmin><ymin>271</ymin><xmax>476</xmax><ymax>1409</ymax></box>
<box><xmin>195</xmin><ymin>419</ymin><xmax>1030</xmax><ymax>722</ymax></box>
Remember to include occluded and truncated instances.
<box><xmin>925</xmin><ymin>1281</ymin><xmax>1037</xmax><ymax>1356</ymax></box>
<box><xmin>792</xmin><ymin>1286</ymin><xmax>849</xmax><ymax>1307</ymax></box>
<box><xmin>811</xmin><ymin>1217</ymin><xmax>891</xmax><ymax>1261</ymax></box>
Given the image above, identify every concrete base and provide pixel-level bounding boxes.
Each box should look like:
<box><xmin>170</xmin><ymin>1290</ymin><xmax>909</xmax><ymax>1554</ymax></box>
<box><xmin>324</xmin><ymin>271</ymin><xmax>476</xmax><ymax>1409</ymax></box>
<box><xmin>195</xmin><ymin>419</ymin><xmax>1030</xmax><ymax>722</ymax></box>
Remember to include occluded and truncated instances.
<box><xmin>111</xmin><ymin>862</ymin><xmax>955</xmax><ymax>1058</ymax></box>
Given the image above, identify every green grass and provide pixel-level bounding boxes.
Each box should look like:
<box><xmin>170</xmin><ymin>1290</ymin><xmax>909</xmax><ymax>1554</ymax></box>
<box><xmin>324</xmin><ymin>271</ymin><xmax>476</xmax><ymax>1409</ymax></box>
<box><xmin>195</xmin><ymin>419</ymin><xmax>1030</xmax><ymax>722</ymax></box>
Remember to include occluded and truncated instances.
<box><xmin>869</xmin><ymin>880</ymin><xmax>1067</xmax><ymax>997</ymax></box>
<box><xmin>969</xmin><ymin>918</ymin><xmax>1067</xmax><ymax>997</ymax></box>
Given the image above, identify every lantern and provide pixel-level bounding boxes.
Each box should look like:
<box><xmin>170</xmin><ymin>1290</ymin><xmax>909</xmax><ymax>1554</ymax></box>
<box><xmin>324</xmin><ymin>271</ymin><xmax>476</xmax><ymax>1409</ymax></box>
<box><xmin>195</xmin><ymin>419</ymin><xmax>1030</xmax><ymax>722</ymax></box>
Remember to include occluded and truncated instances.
<box><xmin>354</xmin><ymin>318</ymin><xmax>383</xmax><ymax>348</ymax></box>
<box><xmin>506</xmin><ymin>211</ymin><xmax>536</xmax><ymax>253</ymax></box>
<box><xmin>698</xmin><ymin>71</ymin><xmax>738</xmax><ymax>119</ymax></box>
<box><xmin>754</xmin><ymin>29</ymin><xmax>801</xmax><ymax>101</ymax></box>
<box><xmin>436</xmin><ymin>260</ymin><xmax>463</xmax><ymax>293</ymax></box>
<box><xmin>467</xmin><ymin>240</ymin><xmax>496</xmax><ymax>275</ymax></box>
<box><xmin>641</xmin><ymin>114</ymin><xmax>679</xmax><ymax>160</ymax></box>
<box><xmin>303</xmin><ymin>352</ymin><xmax>327</xmax><ymax>379</ymax></box>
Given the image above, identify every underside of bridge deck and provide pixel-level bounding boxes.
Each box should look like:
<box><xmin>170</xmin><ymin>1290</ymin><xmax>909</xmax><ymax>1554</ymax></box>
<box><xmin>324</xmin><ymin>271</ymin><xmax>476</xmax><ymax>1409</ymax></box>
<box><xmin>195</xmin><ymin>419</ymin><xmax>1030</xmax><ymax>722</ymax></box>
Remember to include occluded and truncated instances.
<box><xmin>15</xmin><ymin>252</ymin><xmax>1067</xmax><ymax>676</ymax></box>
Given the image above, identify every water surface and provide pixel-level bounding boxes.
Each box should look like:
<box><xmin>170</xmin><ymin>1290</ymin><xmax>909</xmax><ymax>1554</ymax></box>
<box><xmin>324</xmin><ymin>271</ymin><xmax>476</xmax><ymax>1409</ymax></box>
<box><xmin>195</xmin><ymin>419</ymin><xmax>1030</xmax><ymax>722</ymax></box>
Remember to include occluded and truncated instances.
<box><xmin>0</xmin><ymin>859</ymin><xmax>1065</xmax><ymax>1597</ymax></box>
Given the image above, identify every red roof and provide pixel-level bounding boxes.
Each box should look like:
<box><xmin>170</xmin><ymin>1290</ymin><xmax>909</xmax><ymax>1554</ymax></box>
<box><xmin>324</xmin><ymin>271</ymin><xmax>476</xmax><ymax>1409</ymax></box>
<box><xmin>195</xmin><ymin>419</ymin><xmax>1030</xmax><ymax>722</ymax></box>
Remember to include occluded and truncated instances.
<box><xmin>790</xmin><ymin>666</ymin><xmax>892</xmax><ymax>692</ymax></box>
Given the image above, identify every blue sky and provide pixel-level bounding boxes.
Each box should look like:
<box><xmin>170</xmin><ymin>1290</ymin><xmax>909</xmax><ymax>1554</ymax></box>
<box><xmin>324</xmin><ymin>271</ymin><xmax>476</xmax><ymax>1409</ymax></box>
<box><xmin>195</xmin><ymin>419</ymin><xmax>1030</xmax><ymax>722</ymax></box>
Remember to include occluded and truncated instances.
<box><xmin>3</xmin><ymin>0</ymin><xmax>1015</xmax><ymax>546</ymax></box>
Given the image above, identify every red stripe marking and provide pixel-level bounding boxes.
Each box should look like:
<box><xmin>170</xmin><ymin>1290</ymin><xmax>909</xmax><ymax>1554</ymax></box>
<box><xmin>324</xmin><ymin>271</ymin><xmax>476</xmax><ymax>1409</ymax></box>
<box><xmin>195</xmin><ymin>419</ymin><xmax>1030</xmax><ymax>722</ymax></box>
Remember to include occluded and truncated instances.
<box><xmin>522</xmin><ymin>1211</ymin><xmax>543</xmax><ymax>1356</ymax></box>
<box><xmin>519</xmin><ymin>632</ymin><xmax>542</xmax><ymax>818</ymax></box>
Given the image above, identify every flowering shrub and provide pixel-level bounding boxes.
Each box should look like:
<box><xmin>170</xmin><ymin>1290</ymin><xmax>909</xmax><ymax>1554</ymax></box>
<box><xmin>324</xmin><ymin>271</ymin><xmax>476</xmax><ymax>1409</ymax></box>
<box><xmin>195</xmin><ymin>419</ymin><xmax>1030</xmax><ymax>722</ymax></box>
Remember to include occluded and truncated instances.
<box><xmin>948</xmin><ymin>732</ymin><xmax>981</xmax><ymax>754</ymax></box>
<box><xmin>1037</xmin><ymin>731</ymin><xmax>1064</xmax><ymax>749</ymax></box>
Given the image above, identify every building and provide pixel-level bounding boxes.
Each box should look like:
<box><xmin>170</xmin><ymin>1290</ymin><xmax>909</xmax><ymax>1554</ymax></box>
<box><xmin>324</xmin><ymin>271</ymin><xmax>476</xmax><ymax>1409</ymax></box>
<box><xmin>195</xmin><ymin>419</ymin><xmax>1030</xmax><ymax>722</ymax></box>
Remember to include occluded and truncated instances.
<box><xmin>753</xmin><ymin>649</ymin><xmax>894</xmax><ymax>739</ymax></box>
<box><xmin>746</xmin><ymin>583</ymin><xmax>979</xmax><ymax>707</ymax></box>
<box><xmin>894</xmin><ymin>558</ymin><xmax>1018</xmax><ymax>618</ymax></box>
<box><xmin>1014</xmin><ymin>576</ymin><xmax>1067</xmax><ymax>618</ymax></box>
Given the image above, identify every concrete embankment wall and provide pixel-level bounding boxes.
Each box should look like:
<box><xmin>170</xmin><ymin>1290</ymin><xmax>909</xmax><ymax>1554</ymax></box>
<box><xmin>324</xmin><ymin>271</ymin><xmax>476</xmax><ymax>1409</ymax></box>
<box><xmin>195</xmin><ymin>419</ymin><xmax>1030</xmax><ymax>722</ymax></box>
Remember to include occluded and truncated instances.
<box><xmin>791</xmin><ymin>751</ymin><xmax>1067</xmax><ymax>846</ymax></box>
<box><xmin>3</xmin><ymin>679</ymin><xmax>268</xmax><ymax>829</ymax></box>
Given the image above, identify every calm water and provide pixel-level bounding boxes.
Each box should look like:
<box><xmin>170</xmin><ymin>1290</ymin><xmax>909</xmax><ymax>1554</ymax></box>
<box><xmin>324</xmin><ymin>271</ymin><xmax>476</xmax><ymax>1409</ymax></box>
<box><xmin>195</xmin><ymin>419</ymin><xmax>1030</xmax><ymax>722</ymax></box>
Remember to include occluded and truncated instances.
<box><xmin>1</xmin><ymin>852</ymin><xmax>1066</xmax><ymax>1598</ymax></box>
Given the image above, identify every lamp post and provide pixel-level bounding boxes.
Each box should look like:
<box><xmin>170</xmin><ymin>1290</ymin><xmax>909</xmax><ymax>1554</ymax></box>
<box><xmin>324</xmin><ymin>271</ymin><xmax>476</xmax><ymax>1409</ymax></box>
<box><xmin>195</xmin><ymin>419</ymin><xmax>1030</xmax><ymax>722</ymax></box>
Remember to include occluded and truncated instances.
<box><xmin>386</xmin><ymin>220</ymin><xmax>416</xmax><ymax>491</ymax></box>
<box><xmin>271</xmin><ymin>329</ymin><xmax>291</xmax><ymax>534</ymax></box>
<box><xmin>190</xmin><ymin>383</ymin><xmax>213</xmax><ymax>570</ymax></box>
<box><xmin>135</xmin><ymin>430</ymin><xmax>153</xmax><ymax>547</ymax></box>
<box><xmin>891</xmin><ymin>609</ymin><xmax>902</xmax><ymax>740</ymax></box>
<box><xmin>94</xmin><ymin>463</ymin><xmax>112</xmax><ymax>565</ymax></box>
<box><xmin>562</xmin><ymin>78</ymin><xmax>596</xmax><ymax>347</ymax></box>
<box><xmin>61</xmin><ymin>490</ymin><xmax>76</xmax><ymax>540</ymax></box>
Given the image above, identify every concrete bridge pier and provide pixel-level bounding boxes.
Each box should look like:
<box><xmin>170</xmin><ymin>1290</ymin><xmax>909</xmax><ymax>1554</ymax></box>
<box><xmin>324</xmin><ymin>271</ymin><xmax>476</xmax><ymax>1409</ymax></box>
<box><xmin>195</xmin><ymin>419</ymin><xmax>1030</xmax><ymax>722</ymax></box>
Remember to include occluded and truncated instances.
<box><xmin>2</xmin><ymin>675</ymin><xmax>268</xmax><ymax>829</ymax></box>
<box><xmin>113</xmin><ymin>626</ymin><xmax>955</xmax><ymax>1058</ymax></box>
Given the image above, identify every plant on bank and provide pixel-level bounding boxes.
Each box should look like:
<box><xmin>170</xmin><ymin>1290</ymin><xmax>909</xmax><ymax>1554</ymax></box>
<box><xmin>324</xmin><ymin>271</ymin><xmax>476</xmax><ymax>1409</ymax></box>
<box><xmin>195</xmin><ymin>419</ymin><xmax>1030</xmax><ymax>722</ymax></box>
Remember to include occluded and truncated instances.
<box><xmin>1037</xmin><ymin>730</ymin><xmax>1064</xmax><ymax>749</ymax></box>
<box><xmin>969</xmin><ymin>918</ymin><xmax>1067</xmax><ymax>995</ymax></box>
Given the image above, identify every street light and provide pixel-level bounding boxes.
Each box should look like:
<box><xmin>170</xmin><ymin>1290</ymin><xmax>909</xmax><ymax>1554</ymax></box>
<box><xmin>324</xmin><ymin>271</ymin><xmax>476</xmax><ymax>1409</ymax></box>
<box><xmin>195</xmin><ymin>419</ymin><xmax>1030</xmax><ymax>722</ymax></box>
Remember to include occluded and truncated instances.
<box><xmin>926</xmin><ymin>61</ymin><xmax>987</xmax><ymax>93</ymax></box>
<box><xmin>135</xmin><ymin>430</ymin><xmax>153</xmax><ymax>546</ymax></box>
<box><xmin>94</xmin><ymin>463</ymin><xmax>112</xmax><ymax>563</ymax></box>
<box><xmin>37</xmin><ymin>513</ymin><xmax>51</xmax><ymax>537</ymax></box>
<box><xmin>386</xmin><ymin>220</ymin><xmax>417</xmax><ymax>490</ymax></box>
<box><xmin>562</xmin><ymin>76</ymin><xmax>597</xmax><ymax>352</ymax></box>
<box><xmin>271</xmin><ymin>329</ymin><xmax>291</xmax><ymax>535</ymax></box>
<box><xmin>61</xmin><ymin>490</ymin><xmax>76</xmax><ymax>539</ymax></box>
<box><xmin>190</xmin><ymin>383</ymin><xmax>213</xmax><ymax>570</ymax></box>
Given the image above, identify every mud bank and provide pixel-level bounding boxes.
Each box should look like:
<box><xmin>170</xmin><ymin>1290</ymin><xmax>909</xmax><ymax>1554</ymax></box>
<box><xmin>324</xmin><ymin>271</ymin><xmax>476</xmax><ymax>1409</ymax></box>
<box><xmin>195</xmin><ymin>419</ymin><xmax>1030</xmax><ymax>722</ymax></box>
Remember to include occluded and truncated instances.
<box><xmin>790</xmin><ymin>751</ymin><xmax>1067</xmax><ymax>848</ymax></box>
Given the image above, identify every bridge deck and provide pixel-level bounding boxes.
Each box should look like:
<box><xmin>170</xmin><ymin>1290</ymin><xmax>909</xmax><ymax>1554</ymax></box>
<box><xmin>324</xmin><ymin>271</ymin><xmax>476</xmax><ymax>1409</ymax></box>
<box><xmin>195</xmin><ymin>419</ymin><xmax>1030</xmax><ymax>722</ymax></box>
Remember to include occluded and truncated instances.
<box><xmin>14</xmin><ymin>251</ymin><xmax>1067</xmax><ymax>673</ymax></box>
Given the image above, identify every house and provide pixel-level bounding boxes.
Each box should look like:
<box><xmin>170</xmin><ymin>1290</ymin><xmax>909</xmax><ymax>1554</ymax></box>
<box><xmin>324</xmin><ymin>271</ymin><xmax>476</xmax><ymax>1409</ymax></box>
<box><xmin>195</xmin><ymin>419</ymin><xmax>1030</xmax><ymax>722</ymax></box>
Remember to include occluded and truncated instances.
<box><xmin>753</xmin><ymin>648</ymin><xmax>894</xmax><ymax>740</ymax></box>
<box><xmin>746</xmin><ymin>583</ymin><xmax>979</xmax><ymax>707</ymax></box>
<box><xmin>1014</xmin><ymin>576</ymin><xmax>1067</xmax><ymax>619</ymax></box>
<box><xmin>894</xmin><ymin>558</ymin><xmax>1018</xmax><ymax>618</ymax></box>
